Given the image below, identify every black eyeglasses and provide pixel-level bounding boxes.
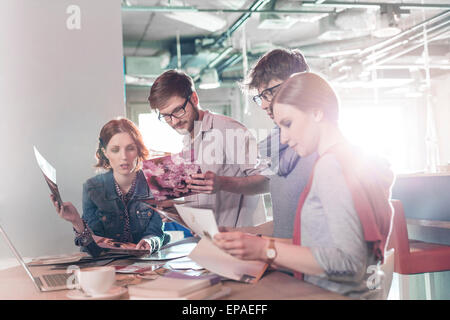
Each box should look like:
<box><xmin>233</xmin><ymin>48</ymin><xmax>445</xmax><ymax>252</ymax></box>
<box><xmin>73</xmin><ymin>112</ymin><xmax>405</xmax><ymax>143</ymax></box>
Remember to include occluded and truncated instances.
<box><xmin>158</xmin><ymin>94</ymin><xmax>192</xmax><ymax>123</ymax></box>
<box><xmin>252</xmin><ymin>83</ymin><xmax>282</xmax><ymax>107</ymax></box>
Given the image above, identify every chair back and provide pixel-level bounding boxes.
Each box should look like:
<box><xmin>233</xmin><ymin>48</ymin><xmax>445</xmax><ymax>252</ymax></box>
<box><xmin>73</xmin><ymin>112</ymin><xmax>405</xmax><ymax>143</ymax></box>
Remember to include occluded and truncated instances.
<box><xmin>379</xmin><ymin>248</ymin><xmax>395</xmax><ymax>299</ymax></box>
<box><xmin>389</xmin><ymin>200</ymin><xmax>410</xmax><ymax>255</ymax></box>
<box><xmin>389</xmin><ymin>200</ymin><xmax>412</xmax><ymax>275</ymax></box>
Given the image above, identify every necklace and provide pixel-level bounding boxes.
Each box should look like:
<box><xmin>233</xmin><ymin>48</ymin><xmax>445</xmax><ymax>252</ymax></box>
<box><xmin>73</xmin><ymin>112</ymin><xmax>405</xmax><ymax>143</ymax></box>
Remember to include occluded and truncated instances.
<box><xmin>114</xmin><ymin>172</ymin><xmax>138</xmax><ymax>243</ymax></box>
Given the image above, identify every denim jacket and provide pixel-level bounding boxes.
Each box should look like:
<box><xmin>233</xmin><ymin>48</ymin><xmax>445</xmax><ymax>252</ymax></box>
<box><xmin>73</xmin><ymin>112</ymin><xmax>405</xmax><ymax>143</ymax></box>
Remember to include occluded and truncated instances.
<box><xmin>77</xmin><ymin>169</ymin><xmax>169</xmax><ymax>256</ymax></box>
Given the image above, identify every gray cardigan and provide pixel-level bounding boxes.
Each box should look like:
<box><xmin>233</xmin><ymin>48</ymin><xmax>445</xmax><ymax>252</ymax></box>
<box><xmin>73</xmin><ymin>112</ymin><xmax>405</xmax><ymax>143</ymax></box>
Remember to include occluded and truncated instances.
<box><xmin>301</xmin><ymin>154</ymin><xmax>382</xmax><ymax>300</ymax></box>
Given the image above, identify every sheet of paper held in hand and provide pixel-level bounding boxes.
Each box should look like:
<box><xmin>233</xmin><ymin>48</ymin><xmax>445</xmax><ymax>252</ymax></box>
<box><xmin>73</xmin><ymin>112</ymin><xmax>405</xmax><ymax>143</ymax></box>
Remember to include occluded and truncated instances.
<box><xmin>33</xmin><ymin>146</ymin><xmax>63</xmax><ymax>208</ymax></box>
<box><xmin>174</xmin><ymin>204</ymin><xmax>268</xmax><ymax>284</ymax></box>
<box><xmin>174</xmin><ymin>205</ymin><xmax>219</xmax><ymax>239</ymax></box>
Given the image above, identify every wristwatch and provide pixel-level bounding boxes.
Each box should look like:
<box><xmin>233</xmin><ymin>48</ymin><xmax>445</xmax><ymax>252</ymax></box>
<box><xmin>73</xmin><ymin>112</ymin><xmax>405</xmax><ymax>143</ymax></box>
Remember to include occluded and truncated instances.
<box><xmin>266</xmin><ymin>238</ymin><xmax>277</xmax><ymax>264</ymax></box>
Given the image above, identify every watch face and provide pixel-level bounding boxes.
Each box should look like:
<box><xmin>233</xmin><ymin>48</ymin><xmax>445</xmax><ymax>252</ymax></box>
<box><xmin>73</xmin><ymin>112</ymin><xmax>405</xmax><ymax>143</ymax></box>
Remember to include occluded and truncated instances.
<box><xmin>267</xmin><ymin>248</ymin><xmax>276</xmax><ymax>259</ymax></box>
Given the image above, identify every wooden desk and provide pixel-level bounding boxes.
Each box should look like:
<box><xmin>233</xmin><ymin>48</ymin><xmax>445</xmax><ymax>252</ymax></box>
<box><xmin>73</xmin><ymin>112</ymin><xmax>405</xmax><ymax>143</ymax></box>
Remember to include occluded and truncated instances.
<box><xmin>0</xmin><ymin>261</ymin><xmax>348</xmax><ymax>300</ymax></box>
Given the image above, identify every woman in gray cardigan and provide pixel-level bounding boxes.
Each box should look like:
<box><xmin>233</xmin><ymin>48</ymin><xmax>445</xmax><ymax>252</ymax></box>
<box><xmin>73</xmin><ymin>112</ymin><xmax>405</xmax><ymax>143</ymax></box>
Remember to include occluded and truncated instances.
<box><xmin>214</xmin><ymin>72</ymin><xmax>394</xmax><ymax>299</ymax></box>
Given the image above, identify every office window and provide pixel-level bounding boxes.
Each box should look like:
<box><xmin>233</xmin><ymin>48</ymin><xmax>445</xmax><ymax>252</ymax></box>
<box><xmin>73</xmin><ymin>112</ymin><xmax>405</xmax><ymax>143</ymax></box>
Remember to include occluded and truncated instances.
<box><xmin>138</xmin><ymin>112</ymin><xmax>184</xmax><ymax>154</ymax></box>
<box><xmin>129</xmin><ymin>102</ymin><xmax>232</xmax><ymax>154</ymax></box>
<box><xmin>339</xmin><ymin>101</ymin><xmax>423</xmax><ymax>174</ymax></box>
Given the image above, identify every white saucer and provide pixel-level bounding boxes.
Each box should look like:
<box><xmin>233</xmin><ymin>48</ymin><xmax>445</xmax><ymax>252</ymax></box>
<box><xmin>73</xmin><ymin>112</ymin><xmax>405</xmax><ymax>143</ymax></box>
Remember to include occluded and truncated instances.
<box><xmin>67</xmin><ymin>286</ymin><xmax>128</xmax><ymax>300</ymax></box>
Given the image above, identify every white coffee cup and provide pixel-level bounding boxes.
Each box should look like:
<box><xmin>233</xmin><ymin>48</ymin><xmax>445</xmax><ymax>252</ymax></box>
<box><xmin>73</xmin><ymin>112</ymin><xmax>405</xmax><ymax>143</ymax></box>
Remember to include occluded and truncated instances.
<box><xmin>75</xmin><ymin>266</ymin><xmax>116</xmax><ymax>296</ymax></box>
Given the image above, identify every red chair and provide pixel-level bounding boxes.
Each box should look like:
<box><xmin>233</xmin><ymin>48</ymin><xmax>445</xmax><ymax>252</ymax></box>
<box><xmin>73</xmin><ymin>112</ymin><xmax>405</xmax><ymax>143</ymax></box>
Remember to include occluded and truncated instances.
<box><xmin>389</xmin><ymin>200</ymin><xmax>450</xmax><ymax>299</ymax></box>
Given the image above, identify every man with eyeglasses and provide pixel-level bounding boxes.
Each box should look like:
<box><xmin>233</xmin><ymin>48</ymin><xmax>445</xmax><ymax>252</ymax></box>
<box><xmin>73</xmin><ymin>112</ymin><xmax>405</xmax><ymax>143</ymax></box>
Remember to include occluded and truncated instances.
<box><xmin>148</xmin><ymin>69</ymin><xmax>270</xmax><ymax>228</ymax></box>
<box><xmin>237</xmin><ymin>48</ymin><xmax>318</xmax><ymax>239</ymax></box>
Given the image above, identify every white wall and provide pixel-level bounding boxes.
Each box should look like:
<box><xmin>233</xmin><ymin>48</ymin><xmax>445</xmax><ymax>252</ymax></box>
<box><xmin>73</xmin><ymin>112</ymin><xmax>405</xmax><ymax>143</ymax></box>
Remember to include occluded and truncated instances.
<box><xmin>0</xmin><ymin>0</ymin><xmax>125</xmax><ymax>261</ymax></box>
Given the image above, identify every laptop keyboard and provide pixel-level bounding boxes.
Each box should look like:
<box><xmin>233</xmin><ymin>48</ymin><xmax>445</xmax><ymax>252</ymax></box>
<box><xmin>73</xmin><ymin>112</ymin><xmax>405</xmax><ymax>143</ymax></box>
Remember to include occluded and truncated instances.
<box><xmin>41</xmin><ymin>273</ymin><xmax>71</xmax><ymax>288</ymax></box>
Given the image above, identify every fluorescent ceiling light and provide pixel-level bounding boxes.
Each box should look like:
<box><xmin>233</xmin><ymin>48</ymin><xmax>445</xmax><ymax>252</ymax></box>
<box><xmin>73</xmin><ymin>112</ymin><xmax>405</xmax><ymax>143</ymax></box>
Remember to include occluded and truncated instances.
<box><xmin>318</xmin><ymin>29</ymin><xmax>369</xmax><ymax>41</ymax></box>
<box><xmin>165</xmin><ymin>12</ymin><xmax>227</xmax><ymax>32</ymax></box>
<box><xmin>332</xmin><ymin>78</ymin><xmax>414</xmax><ymax>89</ymax></box>
<box><xmin>319</xmin><ymin>49</ymin><xmax>362</xmax><ymax>58</ymax></box>
<box><xmin>303</xmin><ymin>3</ymin><xmax>378</xmax><ymax>9</ymax></box>
<box><xmin>125</xmin><ymin>75</ymin><xmax>154</xmax><ymax>86</ymax></box>
<box><xmin>258</xmin><ymin>16</ymin><xmax>300</xmax><ymax>30</ymax></box>
<box><xmin>216</xmin><ymin>0</ymin><xmax>247</xmax><ymax>9</ymax></box>
<box><xmin>258</xmin><ymin>13</ymin><xmax>327</xmax><ymax>30</ymax></box>
<box><xmin>372</xmin><ymin>6</ymin><xmax>401</xmax><ymax>38</ymax></box>
<box><xmin>372</xmin><ymin>26</ymin><xmax>401</xmax><ymax>38</ymax></box>
<box><xmin>199</xmin><ymin>69</ymin><xmax>220</xmax><ymax>89</ymax></box>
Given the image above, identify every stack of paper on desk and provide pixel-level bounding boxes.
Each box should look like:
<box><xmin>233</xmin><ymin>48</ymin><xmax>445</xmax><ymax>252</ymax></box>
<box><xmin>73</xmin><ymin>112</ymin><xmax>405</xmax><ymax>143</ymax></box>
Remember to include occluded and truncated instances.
<box><xmin>28</xmin><ymin>252</ymin><xmax>89</xmax><ymax>266</ymax></box>
<box><xmin>128</xmin><ymin>271</ymin><xmax>224</xmax><ymax>300</ymax></box>
<box><xmin>173</xmin><ymin>205</ymin><xmax>268</xmax><ymax>284</ymax></box>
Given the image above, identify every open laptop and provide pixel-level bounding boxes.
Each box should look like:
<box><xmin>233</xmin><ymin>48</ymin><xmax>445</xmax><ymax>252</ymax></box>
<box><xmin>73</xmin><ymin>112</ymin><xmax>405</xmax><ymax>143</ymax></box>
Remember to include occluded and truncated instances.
<box><xmin>0</xmin><ymin>223</ymin><xmax>72</xmax><ymax>292</ymax></box>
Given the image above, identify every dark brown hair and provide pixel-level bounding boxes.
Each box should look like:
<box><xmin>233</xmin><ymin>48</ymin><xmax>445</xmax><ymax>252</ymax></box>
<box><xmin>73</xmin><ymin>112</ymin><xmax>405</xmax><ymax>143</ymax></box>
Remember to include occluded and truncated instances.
<box><xmin>271</xmin><ymin>72</ymin><xmax>339</xmax><ymax>123</ymax></box>
<box><xmin>95</xmin><ymin>118</ymin><xmax>149</xmax><ymax>170</ymax></box>
<box><xmin>242</xmin><ymin>48</ymin><xmax>310</xmax><ymax>92</ymax></box>
<box><xmin>148</xmin><ymin>69</ymin><xmax>195</xmax><ymax>110</ymax></box>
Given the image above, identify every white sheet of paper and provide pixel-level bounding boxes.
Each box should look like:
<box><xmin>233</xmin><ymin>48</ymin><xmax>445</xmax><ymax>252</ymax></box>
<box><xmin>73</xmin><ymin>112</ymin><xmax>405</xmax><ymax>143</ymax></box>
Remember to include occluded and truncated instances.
<box><xmin>33</xmin><ymin>146</ymin><xmax>57</xmax><ymax>184</ymax></box>
<box><xmin>188</xmin><ymin>237</ymin><xmax>267</xmax><ymax>283</ymax></box>
<box><xmin>174</xmin><ymin>205</ymin><xmax>219</xmax><ymax>240</ymax></box>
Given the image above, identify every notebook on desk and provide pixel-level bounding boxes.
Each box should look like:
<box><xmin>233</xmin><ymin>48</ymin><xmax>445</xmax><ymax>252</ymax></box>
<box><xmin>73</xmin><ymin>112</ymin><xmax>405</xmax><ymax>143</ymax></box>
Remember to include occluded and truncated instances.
<box><xmin>0</xmin><ymin>223</ymin><xmax>73</xmax><ymax>292</ymax></box>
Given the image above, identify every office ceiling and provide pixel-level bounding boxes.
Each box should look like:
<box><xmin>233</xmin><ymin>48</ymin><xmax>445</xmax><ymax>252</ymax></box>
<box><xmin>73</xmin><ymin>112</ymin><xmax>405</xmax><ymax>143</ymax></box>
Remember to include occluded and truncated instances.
<box><xmin>121</xmin><ymin>0</ymin><xmax>450</xmax><ymax>95</ymax></box>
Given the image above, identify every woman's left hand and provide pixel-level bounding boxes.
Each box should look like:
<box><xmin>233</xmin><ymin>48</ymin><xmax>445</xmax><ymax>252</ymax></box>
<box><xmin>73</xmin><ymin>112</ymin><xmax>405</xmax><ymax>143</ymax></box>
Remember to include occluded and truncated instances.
<box><xmin>213</xmin><ymin>231</ymin><xmax>266</xmax><ymax>261</ymax></box>
<box><xmin>136</xmin><ymin>239</ymin><xmax>152</xmax><ymax>252</ymax></box>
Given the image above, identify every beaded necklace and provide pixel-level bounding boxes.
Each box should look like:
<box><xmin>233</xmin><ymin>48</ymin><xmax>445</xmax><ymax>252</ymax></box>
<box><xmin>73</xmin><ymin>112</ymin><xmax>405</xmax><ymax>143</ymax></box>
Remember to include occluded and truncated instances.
<box><xmin>114</xmin><ymin>173</ymin><xmax>137</xmax><ymax>243</ymax></box>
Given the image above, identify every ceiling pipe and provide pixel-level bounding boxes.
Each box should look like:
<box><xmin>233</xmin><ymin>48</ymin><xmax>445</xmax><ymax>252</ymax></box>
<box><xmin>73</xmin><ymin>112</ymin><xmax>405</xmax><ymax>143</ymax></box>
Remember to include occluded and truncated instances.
<box><xmin>192</xmin><ymin>0</ymin><xmax>272</xmax><ymax>83</ymax></box>
<box><xmin>121</xmin><ymin>6</ymin><xmax>197</xmax><ymax>12</ymax></box>
<box><xmin>364</xmin><ymin>19</ymin><xmax>450</xmax><ymax>64</ymax></box>
<box><xmin>364</xmin><ymin>27</ymin><xmax>450</xmax><ymax>68</ymax></box>
<box><xmin>357</xmin><ymin>10</ymin><xmax>450</xmax><ymax>57</ymax></box>
<box><xmin>122</xmin><ymin>6</ymin><xmax>332</xmax><ymax>14</ymax></box>
<box><xmin>301</xmin><ymin>1</ymin><xmax>450</xmax><ymax>10</ymax></box>
<box><xmin>373</xmin><ymin>64</ymin><xmax>450</xmax><ymax>70</ymax></box>
<box><xmin>192</xmin><ymin>47</ymin><xmax>234</xmax><ymax>82</ymax></box>
<box><xmin>216</xmin><ymin>54</ymin><xmax>243</xmax><ymax>74</ymax></box>
<box><xmin>121</xmin><ymin>2</ymin><xmax>450</xmax><ymax>12</ymax></box>
<box><xmin>211</xmin><ymin>0</ymin><xmax>271</xmax><ymax>49</ymax></box>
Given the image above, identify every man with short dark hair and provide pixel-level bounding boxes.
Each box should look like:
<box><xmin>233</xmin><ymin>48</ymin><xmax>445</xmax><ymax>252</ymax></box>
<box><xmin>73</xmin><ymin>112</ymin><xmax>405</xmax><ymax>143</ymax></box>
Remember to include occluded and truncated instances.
<box><xmin>148</xmin><ymin>69</ymin><xmax>269</xmax><ymax>227</ymax></box>
<box><xmin>241</xmin><ymin>48</ymin><xmax>317</xmax><ymax>239</ymax></box>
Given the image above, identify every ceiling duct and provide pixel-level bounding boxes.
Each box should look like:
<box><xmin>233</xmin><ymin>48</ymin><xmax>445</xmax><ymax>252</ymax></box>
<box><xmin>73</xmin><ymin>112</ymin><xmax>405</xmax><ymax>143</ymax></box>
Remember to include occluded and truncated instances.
<box><xmin>257</xmin><ymin>0</ymin><xmax>327</xmax><ymax>29</ymax></box>
<box><xmin>199</xmin><ymin>68</ymin><xmax>221</xmax><ymax>89</ymax></box>
<box><xmin>164</xmin><ymin>11</ymin><xmax>227</xmax><ymax>32</ymax></box>
<box><xmin>125</xmin><ymin>51</ymin><xmax>171</xmax><ymax>77</ymax></box>
<box><xmin>258</xmin><ymin>12</ymin><xmax>301</xmax><ymax>29</ymax></box>
<box><xmin>318</xmin><ymin>9</ymin><xmax>376</xmax><ymax>41</ymax></box>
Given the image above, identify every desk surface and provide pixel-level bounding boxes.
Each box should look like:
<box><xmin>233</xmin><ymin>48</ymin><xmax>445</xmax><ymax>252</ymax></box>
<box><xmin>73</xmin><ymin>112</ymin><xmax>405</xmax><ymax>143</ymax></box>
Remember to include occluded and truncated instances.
<box><xmin>0</xmin><ymin>260</ymin><xmax>348</xmax><ymax>300</ymax></box>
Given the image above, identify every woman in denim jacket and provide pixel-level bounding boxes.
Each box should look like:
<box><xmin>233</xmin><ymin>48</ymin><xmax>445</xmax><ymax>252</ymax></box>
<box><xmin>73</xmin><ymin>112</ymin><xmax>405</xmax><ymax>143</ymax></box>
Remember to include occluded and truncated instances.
<box><xmin>51</xmin><ymin>118</ymin><xmax>169</xmax><ymax>257</ymax></box>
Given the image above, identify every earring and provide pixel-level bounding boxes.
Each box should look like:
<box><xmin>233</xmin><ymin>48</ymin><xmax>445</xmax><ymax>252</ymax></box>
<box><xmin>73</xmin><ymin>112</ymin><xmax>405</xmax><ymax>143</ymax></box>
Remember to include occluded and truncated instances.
<box><xmin>103</xmin><ymin>160</ymin><xmax>111</xmax><ymax>169</ymax></box>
